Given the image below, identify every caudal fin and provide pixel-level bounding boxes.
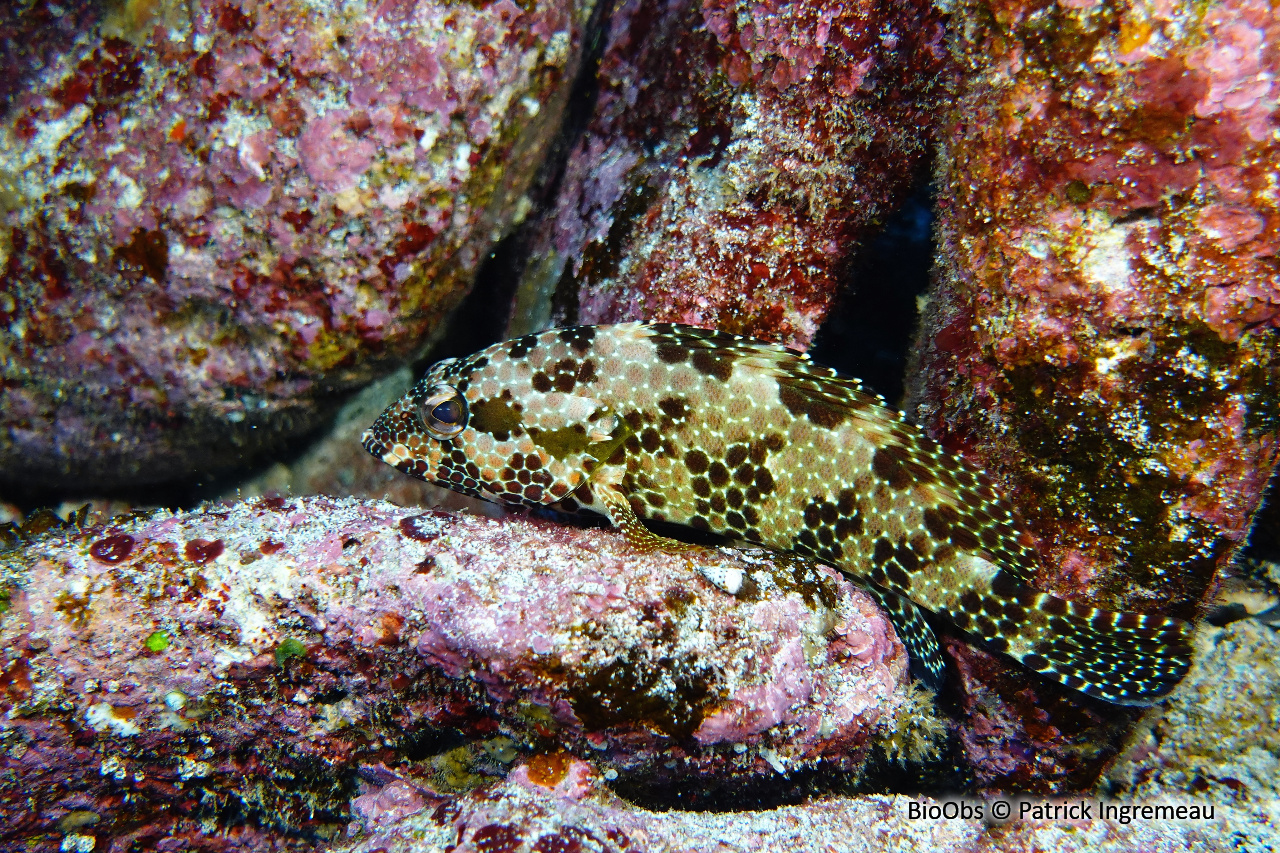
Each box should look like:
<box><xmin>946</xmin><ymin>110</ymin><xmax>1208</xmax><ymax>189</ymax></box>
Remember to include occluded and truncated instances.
<box><xmin>953</xmin><ymin>571</ymin><xmax>1194</xmax><ymax>705</ymax></box>
<box><xmin>1016</xmin><ymin>608</ymin><xmax>1193</xmax><ymax>705</ymax></box>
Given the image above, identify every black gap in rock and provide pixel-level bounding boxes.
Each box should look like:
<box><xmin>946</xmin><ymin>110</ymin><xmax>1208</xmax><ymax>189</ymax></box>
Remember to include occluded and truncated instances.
<box><xmin>609</xmin><ymin>764</ymin><xmax>836</xmax><ymax>813</ymax></box>
<box><xmin>399</xmin><ymin>725</ymin><xmax>469</xmax><ymax>763</ymax></box>
<box><xmin>808</xmin><ymin>181</ymin><xmax>936</xmax><ymax>407</ymax></box>
<box><xmin>415</xmin><ymin>229</ymin><xmax>533</xmax><ymax>368</ymax></box>
<box><xmin>1243</xmin><ymin>473</ymin><xmax>1280</xmax><ymax>565</ymax></box>
<box><xmin>0</xmin><ymin>396</ymin><xmax>350</xmax><ymax>515</ymax></box>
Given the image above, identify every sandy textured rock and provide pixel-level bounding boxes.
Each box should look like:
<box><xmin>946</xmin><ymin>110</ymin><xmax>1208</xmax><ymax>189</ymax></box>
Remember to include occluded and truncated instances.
<box><xmin>1106</xmin><ymin>613</ymin><xmax>1280</xmax><ymax>804</ymax></box>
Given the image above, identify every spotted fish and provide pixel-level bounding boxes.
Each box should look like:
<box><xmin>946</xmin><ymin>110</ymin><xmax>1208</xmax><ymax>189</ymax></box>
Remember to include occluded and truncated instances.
<box><xmin>363</xmin><ymin>323</ymin><xmax>1193</xmax><ymax>704</ymax></box>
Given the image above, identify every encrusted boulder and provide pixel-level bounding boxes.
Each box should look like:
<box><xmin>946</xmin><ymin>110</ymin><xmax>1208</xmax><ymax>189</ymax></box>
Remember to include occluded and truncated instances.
<box><xmin>0</xmin><ymin>0</ymin><xmax>589</xmax><ymax>489</ymax></box>
<box><xmin>0</xmin><ymin>496</ymin><xmax>907</xmax><ymax>847</ymax></box>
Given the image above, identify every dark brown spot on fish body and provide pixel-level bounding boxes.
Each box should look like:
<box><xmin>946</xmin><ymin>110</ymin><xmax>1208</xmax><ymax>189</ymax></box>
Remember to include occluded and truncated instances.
<box><xmin>872</xmin><ymin>445</ymin><xmax>913</xmax><ymax>490</ymax></box>
<box><xmin>923</xmin><ymin>506</ymin><xmax>954</xmax><ymax>539</ymax></box>
<box><xmin>887</xmin><ymin>563</ymin><xmax>913</xmax><ymax>590</ymax></box>
<box><xmin>777</xmin><ymin>385</ymin><xmax>807</xmax><ymax>419</ymax></box>
<box><xmin>658</xmin><ymin>396</ymin><xmax>688</xmax><ymax>419</ymax></box>
<box><xmin>1040</xmin><ymin>596</ymin><xmax>1069</xmax><ymax>616</ymax></box>
<box><xmin>777</xmin><ymin>384</ymin><xmax>846</xmax><ymax>428</ymax></box>
<box><xmin>835</xmin><ymin>514</ymin><xmax>862</xmax><ymax>538</ymax></box>
<box><xmin>508</xmin><ymin>334</ymin><xmax>539</xmax><ymax>359</ymax></box>
<box><xmin>531</xmin><ymin>372</ymin><xmax>552</xmax><ymax>392</ymax></box>
<box><xmin>950</xmin><ymin>525</ymin><xmax>981</xmax><ymax>551</ymax></box>
<box><xmin>559</xmin><ymin>325</ymin><xmax>595</xmax><ymax>353</ymax></box>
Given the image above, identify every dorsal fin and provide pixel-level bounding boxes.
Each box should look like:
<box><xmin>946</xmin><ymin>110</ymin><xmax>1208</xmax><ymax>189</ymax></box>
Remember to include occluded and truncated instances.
<box><xmin>642</xmin><ymin>323</ymin><xmax>881</xmax><ymax>409</ymax></box>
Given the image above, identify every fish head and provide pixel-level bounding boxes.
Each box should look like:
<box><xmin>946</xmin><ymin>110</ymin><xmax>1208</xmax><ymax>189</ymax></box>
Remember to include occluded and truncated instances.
<box><xmin>362</xmin><ymin>328</ymin><xmax>630</xmax><ymax>507</ymax></box>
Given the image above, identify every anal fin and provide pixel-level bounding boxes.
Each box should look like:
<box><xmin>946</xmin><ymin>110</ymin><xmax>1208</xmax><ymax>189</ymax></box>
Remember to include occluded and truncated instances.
<box><xmin>867</xmin><ymin>586</ymin><xmax>947</xmax><ymax>691</ymax></box>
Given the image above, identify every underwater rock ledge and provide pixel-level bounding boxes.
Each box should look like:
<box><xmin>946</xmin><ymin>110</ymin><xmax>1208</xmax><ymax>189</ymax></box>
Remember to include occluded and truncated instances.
<box><xmin>0</xmin><ymin>495</ymin><xmax>905</xmax><ymax>847</ymax></box>
<box><xmin>509</xmin><ymin>0</ymin><xmax>948</xmax><ymax>348</ymax></box>
<box><xmin>337</xmin><ymin>756</ymin><xmax>1274</xmax><ymax>853</ymax></box>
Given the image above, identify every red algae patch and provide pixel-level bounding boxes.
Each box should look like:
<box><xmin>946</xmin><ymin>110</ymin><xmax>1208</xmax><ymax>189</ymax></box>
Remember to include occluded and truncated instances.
<box><xmin>88</xmin><ymin>533</ymin><xmax>134</xmax><ymax>563</ymax></box>
<box><xmin>183</xmin><ymin>538</ymin><xmax>224</xmax><ymax>564</ymax></box>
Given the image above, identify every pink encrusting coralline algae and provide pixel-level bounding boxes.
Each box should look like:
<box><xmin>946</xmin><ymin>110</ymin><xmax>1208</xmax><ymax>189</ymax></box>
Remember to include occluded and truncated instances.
<box><xmin>0</xmin><ymin>0</ymin><xmax>586</xmax><ymax>489</ymax></box>
<box><xmin>907</xmin><ymin>0</ymin><xmax>1280</xmax><ymax>788</ymax></box>
<box><xmin>0</xmin><ymin>496</ymin><xmax>907</xmax><ymax>847</ymax></box>
<box><xmin>508</xmin><ymin>0</ymin><xmax>948</xmax><ymax>349</ymax></box>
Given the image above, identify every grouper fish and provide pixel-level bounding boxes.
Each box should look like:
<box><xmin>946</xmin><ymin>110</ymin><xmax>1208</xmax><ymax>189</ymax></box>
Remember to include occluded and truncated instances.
<box><xmin>362</xmin><ymin>323</ymin><xmax>1193</xmax><ymax>704</ymax></box>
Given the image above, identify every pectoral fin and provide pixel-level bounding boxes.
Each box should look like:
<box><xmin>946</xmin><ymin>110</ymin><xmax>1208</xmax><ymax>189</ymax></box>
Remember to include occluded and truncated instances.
<box><xmin>594</xmin><ymin>471</ymin><xmax>698</xmax><ymax>554</ymax></box>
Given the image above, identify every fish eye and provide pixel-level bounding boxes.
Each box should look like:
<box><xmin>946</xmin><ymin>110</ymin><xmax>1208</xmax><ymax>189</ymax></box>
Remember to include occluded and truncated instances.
<box><xmin>419</xmin><ymin>384</ymin><xmax>468</xmax><ymax>441</ymax></box>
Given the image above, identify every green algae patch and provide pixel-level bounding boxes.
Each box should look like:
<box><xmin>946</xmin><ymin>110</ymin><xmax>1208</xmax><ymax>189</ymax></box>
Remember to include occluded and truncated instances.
<box><xmin>274</xmin><ymin>638</ymin><xmax>307</xmax><ymax>667</ymax></box>
<box><xmin>144</xmin><ymin>631</ymin><xmax>170</xmax><ymax>653</ymax></box>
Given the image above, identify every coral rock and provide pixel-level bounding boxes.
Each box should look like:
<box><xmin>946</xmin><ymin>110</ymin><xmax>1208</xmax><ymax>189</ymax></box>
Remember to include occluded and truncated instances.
<box><xmin>509</xmin><ymin>0</ymin><xmax>947</xmax><ymax>348</ymax></box>
<box><xmin>907</xmin><ymin>0</ymin><xmax>1280</xmax><ymax>788</ymax></box>
<box><xmin>0</xmin><ymin>0</ymin><xmax>587</xmax><ymax>489</ymax></box>
<box><xmin>1107</xmin><ymin>615</ymin><xmax>1280</xmax><ymax>804</ymax></box>
<box><xmin>0</xmin><ymin>496</ymin><xmax>905</xmax><ymax>848</ymax></box>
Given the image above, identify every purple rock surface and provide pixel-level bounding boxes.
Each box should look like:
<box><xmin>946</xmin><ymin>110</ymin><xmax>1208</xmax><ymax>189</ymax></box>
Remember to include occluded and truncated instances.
<box><xmin>0</xmin><ymin>495</ymin><xmax>905</xmax><ymax>848</ymax></box>
<box><xmin>0</xmin><ymin>0</ymin><xmax>585</xmax><ymax>489</ymax></box>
